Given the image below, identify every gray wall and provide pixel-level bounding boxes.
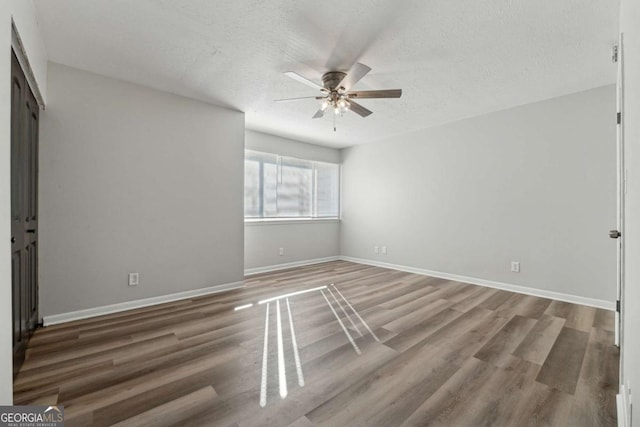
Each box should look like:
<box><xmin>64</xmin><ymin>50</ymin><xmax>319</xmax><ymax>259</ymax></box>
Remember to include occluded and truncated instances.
<box><xmin>620</xmin><ymin>0</ymin><xmax>640</xmax><ymax>419</ymax></box>
<box><xmin>244</xmin><ymin>130</ymin><xmax>340</xmax><ymax>271</ymax></box>
<box><xmin>341</xmin><ymin>85</ymin><xmax>617</xmax><ymax>303</ymax></box>
<box><xmin>245</xmin><ymin>221</ymin><xmax>339</xmax><ymax>271</ymax></box>
<box><xmin>246</xmin><ymin>129</ymin><xmax>340</xmax><ymax>163</ymax></box>
<box><xmin>39</xmin><ymin>63</ymin><xmax>245</xmax><ymax>317</ymax></box>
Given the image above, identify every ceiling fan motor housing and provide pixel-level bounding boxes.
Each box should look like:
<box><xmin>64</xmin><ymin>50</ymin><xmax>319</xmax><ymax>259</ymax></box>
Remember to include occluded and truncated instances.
<box><xmin>280</xmin><ymin>64</ymin><xmax>401</xmax><ymax>123</ymax></box>
<box><xmin>322</xmin><ymin>71</ymin><xmax>347</xmax><ymax>91</ymax></box>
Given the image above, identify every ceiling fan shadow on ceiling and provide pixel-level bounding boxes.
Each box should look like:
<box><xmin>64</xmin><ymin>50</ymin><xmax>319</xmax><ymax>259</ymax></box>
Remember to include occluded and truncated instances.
<box><xmin>275</xmin><ymin>63</ymin><xmax>402</xmax><ymax>131</ymax></box>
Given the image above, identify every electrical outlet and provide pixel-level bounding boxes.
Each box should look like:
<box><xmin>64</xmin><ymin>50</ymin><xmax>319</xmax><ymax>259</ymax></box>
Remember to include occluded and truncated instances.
<box><xmin>511</xmin><ymin>261</ymin><xmax>520</xmax><ymax>273</ymax></box>
<box><xmin>374</xmin><ymin>246</ymin><xmax>379</xmax><ymax>254</ymax></box>
<box><xmin>381</xmin><ymin>246</ymin><xmax>388</xmax><ymax>255</ymax></box>
<box><xmin>279</xmin><ymin>247</ymin><xmax>284</xmax><ymax>256</ymax></box>
<box><xmin>128</xmin><ymin>273</ymin><xmax>139</xmax><ymax>286</ymax></box>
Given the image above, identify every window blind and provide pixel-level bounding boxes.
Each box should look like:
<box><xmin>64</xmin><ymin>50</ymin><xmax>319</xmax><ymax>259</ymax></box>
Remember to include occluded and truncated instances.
<box><xmin>244</xmin><ymin>150</ymin><xmax>340</xmax><ymax>219</ymax></box>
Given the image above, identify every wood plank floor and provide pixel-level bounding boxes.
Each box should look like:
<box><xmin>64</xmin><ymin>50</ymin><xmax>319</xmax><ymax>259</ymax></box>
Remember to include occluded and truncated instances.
<box><xmin>14</xmin><ymin>261</ymin><xmax>618</xmax><ymax>426</ymax></box>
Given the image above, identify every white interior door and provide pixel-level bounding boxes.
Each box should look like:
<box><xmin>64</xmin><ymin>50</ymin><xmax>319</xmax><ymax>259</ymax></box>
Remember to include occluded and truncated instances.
<box><xmin>614</xmin><ymin>33</ymin><xmax>625</xmax><ymax>349</ymax></box>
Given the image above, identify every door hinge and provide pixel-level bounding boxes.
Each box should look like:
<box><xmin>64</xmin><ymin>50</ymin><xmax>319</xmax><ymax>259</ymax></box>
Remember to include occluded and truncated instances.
<box><xmin>625</xmin><ymin>169</ymin><xmax>629</xmax><ymax>195</ymax></box>
<box><xmin>612</xmin><ymin>45</ymin><xmax>619</xmax><ymax>63</ymax></box>
<box><xmin>617</xmin><ymin>300</ymin><xmax>621</xmax><ymax>312</ymax></box>
<box><xmin>617</xmin><ymin>112</ymin><xmax>622</xmax><ymax>124</ymax></box>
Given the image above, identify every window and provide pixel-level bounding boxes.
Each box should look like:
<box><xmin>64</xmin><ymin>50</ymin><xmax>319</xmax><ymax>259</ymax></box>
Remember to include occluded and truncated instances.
<box><xmin>244</xmin><ymin>150</ymin><xmax>340</xmax><ymax>220</ymax></box>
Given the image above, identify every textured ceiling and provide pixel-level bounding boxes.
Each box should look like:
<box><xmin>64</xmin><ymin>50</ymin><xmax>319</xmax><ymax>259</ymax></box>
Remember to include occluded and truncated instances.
<box><xmin>34</xmin><ymin>0</ymin><xmax>619</xmax><ymax>148</ymax></box>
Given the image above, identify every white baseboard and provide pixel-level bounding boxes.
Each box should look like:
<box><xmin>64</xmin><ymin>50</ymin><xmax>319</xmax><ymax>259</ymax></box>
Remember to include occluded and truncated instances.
<box><xmin>244</xmin><ymin>256</ymin><xmax>341</xmax><ymax>276</ymax></box>
<box><xmin>617</xmin><ymin>384</ymin><xmax>632</xmax><ymax>427</ymax></box>
<box><xmin>43</xmin><ymin>255</ymin><xmax>615</xmax><ymax>325</ymax></box>
<box><xmin>43</xmin><ymin>281</ymin><xmax>245</xmax><ymax>326</ymax></box>
<box><xmin>339</xmin><ymin>256</ymin><xmax>615</xmax><ymax>311</ymax></box>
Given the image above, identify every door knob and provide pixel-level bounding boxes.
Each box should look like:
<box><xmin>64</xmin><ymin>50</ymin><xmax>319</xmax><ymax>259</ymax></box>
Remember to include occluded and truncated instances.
<box><xmin>26</xmin><ymin>229</ymin><xmax>36</xmax><ymax>233</ymax></box>
<box><xmin>11</xmin><ymin>236</ymin><xmax>15</xmax><ymax>243</ymax></box>
<box><xmin>609</xmin><ymin>230</ymin><xmax>621</xmax><ymax>239</ymax></box>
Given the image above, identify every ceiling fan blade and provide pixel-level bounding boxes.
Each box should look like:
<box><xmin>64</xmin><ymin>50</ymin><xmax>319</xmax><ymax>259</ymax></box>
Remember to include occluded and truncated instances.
<box><xmin>312</xmin><ymin>108</ymin><xmax>325</xmax><ymax>119</ymax></box>
<box><xmin>347</xmin><ymin>89</ymin><xmax>402</xmax><ymax>99</ymax></box>
<box><xmin>348</xmin><ymin>100</ymin><xmax>373</xmax><ymax>118</ymax></box>
<box><xmin>284</xmin><ymin>71</ymin><xmax>324</xmax><ymax>91</ymax></box>
<box><xmin>336</xmin><ymin>63</ymin><xmax>372</xmax><ymax>91</ymax></box>
<box><xmin>274</xmin><ymin>96</ymin><xmax>321</xmax><ymax>102</ymax></box>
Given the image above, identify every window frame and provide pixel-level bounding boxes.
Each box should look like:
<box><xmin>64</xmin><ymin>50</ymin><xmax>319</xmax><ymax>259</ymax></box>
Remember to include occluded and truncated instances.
<box><xmin>244</xmin><ymin>150</ymin><xmax>341</xmax><ymax>222</ymax></box>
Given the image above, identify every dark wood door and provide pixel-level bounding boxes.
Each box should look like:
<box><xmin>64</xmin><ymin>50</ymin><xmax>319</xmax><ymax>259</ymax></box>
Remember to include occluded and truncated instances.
<box><xmin>11</xmin><ymin>50</ymin><xmax>39</xmax><ymax>377</ymax></box>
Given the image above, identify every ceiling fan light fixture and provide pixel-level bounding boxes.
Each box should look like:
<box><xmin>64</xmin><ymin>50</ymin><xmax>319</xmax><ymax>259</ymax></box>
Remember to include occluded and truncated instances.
<box><xmin>280</xmin><ymin>63</ymin><xmax>402</xmax><ymax>130</ymax></box>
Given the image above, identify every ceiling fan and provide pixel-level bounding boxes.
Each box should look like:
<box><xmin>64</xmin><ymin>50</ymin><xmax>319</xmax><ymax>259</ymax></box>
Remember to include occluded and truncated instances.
<box><xmin>276</xmin><ymin>63</ymin><xmax>402</xmax><ymax>130</ymax></box>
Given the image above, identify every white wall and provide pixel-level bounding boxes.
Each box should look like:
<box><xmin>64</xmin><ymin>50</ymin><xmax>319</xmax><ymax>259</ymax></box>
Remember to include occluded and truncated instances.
<box><xmin>244</xmin><ymin>130</ymin><xmax>340</xmax><ymax>272</ymax></box>
<box><xmin>341</xmin><ymin>85</ymin><xmax>617</xmax><ymax>305</ymax></box>
<box><xmin>39</xmin><ymin>63</ymin><xmax>245</xmax><ymax>317</ymax></box>
<box><xmin>1</xmin><ymin>0</ymin><xmax>13</xmax><ymax>406</ymax></box>
<box><xmin>11</xmin><ymin>0</ymin><xmax>47</xmax><ymax>103</ymax></box>
<box><xmin>620</xmin><ymin>0</ymin><xmax>640</xmax><ymax>422</ymax></box>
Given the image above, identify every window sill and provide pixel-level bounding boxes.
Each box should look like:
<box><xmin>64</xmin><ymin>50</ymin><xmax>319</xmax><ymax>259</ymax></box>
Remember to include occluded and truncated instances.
<box><xmin>244</xmin><ymin>218</ymin><xmax>340</xmax><ymax>226</ymax></box>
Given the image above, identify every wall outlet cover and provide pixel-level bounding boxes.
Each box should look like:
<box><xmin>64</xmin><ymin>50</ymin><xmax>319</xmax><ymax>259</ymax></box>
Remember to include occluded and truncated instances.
<box><xmin>128</xmin><ymin>272</ymin><xmax>139</xmax><ymax>286</ymax></box>
<box><xmin>511</xmin><ymin>262</ymin><xmax>520</xmax><ymax>273</ymax></box>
